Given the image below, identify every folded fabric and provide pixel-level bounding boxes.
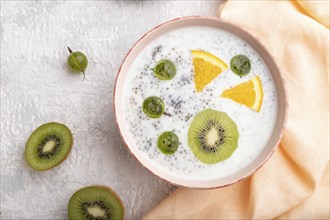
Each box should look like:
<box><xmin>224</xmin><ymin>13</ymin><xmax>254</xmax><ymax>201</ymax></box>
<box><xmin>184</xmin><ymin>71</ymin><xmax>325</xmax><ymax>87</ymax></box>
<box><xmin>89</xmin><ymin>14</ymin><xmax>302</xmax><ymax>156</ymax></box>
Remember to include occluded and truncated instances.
<box><xmin>143</xmin><ymin>0</ymin><xmax>329</xmax><ymax>219</ymax></box>
<box><xmin>298</xmin><ymin>0</ymin><xmax>330</xmax><ymax>28</ymax></box>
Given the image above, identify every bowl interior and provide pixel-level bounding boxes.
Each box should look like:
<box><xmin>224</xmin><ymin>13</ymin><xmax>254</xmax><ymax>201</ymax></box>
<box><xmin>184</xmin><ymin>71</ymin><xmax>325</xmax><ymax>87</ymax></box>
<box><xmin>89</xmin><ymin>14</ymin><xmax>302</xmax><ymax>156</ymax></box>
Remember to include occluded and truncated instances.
<box><xmin>114</xmin><ymin>17</ymin><xmax>287</xmax><ymax>188</ymax></box>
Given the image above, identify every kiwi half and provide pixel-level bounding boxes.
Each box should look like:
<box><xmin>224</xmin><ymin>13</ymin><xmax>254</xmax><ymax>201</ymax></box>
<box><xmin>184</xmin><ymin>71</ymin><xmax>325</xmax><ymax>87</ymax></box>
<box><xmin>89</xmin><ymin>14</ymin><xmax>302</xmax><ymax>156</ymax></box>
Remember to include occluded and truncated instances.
<box><xmin>68</xmin><ymin>186</ymin><xmax>124</xmax><ymax>220</ymax></box>
<box><xmin>188</xmin><ymin>109</ymin><xmax>239</xmax><ymax>164</ymax></box>
<box><xmin>25</xmin><ymin>122</ymin><xmax>73</xmax><ymax>171</ymax></box>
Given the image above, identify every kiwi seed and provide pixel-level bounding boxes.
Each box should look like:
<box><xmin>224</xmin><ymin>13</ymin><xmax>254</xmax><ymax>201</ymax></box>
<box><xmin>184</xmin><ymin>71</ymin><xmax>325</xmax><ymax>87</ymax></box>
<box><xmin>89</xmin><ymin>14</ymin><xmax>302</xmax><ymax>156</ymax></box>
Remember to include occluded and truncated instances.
<box><xmin>68</xmin><ymin>185</ymin><xmax>124</xmax><ymax>220</ymax></box>
<box><xmin>188</xmin><ymin>109</ymin><xmax>239</xmax><ymax>164</ymax></box>
<box><xmin>25</xmin><ymin>122</ymin><xmax>73</xmax><ymax>171</ymax></box>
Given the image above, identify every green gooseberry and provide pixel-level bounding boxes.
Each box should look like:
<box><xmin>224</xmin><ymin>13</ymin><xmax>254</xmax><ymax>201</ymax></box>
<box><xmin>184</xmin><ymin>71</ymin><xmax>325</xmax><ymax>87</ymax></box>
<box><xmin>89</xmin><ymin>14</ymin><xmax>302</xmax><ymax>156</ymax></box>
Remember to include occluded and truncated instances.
<box><xmin>157</xmin><ymin>131</ymin><xmax>179</xmax><ymax>155</ymax></box>
<box><xmin>152</xmin><ymin>59</ymin><xmax>176</xmax><ymax>80</ymax></box>
<box><xmin>142</xmin><ymin>96</ymin><xmax>165</xmax><ymax>118</ymax></box>
<box><xmin>230</xmin><ymin>54</ymin><xmax>251</xmax><ymax>77</ymax></box>
<box><xmin>67</xmin><ymin>47</ymin><xmax>88</xmax><ymax>79</ymax></box>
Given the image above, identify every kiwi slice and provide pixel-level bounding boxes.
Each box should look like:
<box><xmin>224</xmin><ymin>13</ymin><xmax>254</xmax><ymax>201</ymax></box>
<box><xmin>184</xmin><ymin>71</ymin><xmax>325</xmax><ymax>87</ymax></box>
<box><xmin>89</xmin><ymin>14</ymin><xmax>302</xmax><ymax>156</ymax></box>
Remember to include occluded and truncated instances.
<box><xmin>188</xmin><ymin>109</ymin><xmax>239</xmax><ymax>164</ymax></box>
<box><xmin>68</xmin><ymin>186</ymin><xmax>124</xmax><ymax>220</ymax></box>
<box><xmin>25</xmin><ymin>122</ymin><xmax>73</xmax><ymax>171</ymax></box>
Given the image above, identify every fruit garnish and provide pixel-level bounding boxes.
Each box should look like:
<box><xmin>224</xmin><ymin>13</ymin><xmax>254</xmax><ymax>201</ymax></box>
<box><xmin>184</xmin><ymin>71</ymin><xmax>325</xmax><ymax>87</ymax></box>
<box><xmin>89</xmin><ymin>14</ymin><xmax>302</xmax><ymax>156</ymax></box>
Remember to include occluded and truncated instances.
<box><xmin>188</xmin><ymin>109</ymin><xmax>239</xmax><ymax>164</ymax></box>
<box><xmin>152</xmin><ymin>59</ymin><xmax>176</xmax><ymax>80</ymax></box>
<box><xmin>221</xmin><ymin>75</ymin><xmax>264</xmax><ymax>112</ymax></box>
<box><xmin>157</xmin><ymin>131</ymin><xmax>179</xmax><ymax>155</ymax></box>
<box><xmin>68</xmin><ymin>186</ymin><xmax>124</xmax><ymax>220</ymax></box>
<box><xmin>142</xmin><ymin>96</ymin><xmax>165</xmax><ymax>118</ymax></box>
<box><xmin>192</xmin><ymin>50</ymin><xmax>228</xmax><ymax>92</ymax></box>
<box><xmin>25</xmin><ymin>122</ymin><xmax>73</xmax><ymax>171</ymax></box>
<box><xmin>230</xmin><ymin>54</ymin><xmax>251</xmax><ymax>77</ymax></box>
<box><xmin>67</xmin><ymin>47</ymin><xmax>88</xmax><ymax>79</ymax></box>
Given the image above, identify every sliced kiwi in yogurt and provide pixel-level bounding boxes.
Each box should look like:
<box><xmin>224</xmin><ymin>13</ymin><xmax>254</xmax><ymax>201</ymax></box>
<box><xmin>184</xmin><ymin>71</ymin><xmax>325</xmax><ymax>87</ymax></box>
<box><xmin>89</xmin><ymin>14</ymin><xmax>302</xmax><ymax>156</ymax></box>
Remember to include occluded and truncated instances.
<box><xmin>188</xmin><ymin>109</ymin><xmax>239</xmax><ymax>164</ymax></box>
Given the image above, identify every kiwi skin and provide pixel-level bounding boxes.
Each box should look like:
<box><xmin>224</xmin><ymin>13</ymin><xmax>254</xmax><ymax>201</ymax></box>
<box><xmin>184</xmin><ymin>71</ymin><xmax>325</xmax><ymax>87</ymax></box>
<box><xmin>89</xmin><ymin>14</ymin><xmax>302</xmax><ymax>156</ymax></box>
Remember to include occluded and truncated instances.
<box><xmin>92</xmin><ymin>185</ymin><xmax>124</xmax><ymax>218</ymax></box>
<box><xmin>25</xmin><ymin>122</ymin><xmax>73</xmax><ymax>171</ymax></box>
<box><xmin>68</xmin><ymin>185</ymin><xmax>125</xmax><ymax>220</ymax></box>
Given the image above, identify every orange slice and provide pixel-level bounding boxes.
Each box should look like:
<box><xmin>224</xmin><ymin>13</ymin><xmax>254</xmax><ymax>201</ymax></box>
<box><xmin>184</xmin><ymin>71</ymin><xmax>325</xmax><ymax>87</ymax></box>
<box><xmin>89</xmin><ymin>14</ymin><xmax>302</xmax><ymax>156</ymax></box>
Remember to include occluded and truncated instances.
<box><xmin>192</xmin><ymin>50</ymin><xmax>228</xmax><ymax>92</ymax></box>
<box><xmin>221</xmin><ymin>76</ymin><xmax>264</xmax><ymax>112</ymax></box>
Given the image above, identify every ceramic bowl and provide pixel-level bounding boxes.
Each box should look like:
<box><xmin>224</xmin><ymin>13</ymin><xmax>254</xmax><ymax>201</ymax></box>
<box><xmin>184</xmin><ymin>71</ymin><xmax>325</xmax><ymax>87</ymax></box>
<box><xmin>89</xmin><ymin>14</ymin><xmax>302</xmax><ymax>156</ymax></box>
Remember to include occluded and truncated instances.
<box><xmin>114</xmin><ymin>16</ymin><xmax>287</xmax><ymax>189</ymax></box>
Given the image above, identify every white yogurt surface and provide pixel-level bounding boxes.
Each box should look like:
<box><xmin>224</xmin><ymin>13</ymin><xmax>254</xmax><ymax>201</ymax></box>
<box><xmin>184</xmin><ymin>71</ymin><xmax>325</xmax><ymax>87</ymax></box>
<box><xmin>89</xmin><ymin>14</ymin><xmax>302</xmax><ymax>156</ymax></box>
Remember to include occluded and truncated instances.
<box><xmin>122</xmin><ymin>26</ymin><xmax>278</xmax><ymax>181</ymax></box>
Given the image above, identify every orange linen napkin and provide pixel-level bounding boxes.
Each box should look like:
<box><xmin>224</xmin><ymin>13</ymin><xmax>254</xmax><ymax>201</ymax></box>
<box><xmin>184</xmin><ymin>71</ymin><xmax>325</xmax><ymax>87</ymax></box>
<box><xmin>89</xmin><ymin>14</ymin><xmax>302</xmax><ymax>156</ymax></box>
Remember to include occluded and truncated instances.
<box><xmin>143</xmin><ymin>0</ymin><xmax>329</xmax><ymax>219</ymax></box>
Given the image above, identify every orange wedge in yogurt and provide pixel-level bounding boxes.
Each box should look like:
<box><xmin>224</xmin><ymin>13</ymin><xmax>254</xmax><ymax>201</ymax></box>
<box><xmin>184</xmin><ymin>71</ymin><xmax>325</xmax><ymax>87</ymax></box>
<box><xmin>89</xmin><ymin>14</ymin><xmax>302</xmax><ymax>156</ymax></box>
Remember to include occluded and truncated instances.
<box><xmin>192</xmin><ymin>50</ymin><xmax>228</xmax><ymax>92</ymax></box>
<box><xmin>221</xmin><ymin>76</ymin><xmax>264</xmax><ymax>112</ymax></box>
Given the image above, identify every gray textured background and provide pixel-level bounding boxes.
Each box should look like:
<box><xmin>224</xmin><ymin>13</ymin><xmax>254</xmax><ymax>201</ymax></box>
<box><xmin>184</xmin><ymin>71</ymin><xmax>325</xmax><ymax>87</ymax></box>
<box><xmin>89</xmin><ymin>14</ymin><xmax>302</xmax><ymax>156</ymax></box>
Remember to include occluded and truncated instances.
<box><xmin>0</xmin><ymin>1</ymin><xmax>221</xmax><ymax>219</ymax></box>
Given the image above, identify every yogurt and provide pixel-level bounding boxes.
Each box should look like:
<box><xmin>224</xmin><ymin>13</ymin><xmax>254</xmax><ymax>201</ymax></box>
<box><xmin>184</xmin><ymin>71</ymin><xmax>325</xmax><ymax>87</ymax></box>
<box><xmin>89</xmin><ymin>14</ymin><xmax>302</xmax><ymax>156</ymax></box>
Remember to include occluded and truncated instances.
<box><xmin>122</xmin><ymin>26</ymin><xmax>278</xmax><ymax>181</ymax></box>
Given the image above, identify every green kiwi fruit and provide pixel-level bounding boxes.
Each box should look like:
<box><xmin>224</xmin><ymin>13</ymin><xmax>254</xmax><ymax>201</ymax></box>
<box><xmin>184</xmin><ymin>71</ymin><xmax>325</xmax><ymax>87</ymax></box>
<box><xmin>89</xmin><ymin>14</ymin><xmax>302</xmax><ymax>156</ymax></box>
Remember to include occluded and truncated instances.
<box><xmin>188</xmin><ymin>109</ymin><xmax>239</xmax><ymax>164</ymax></box>
<box><xmin>68</xmin><ymin>186</ymin><xmax>124</xmax><ymax>220</ymax></box>
<box><xmin>25</xmin><ymin>122</ymin><xmax>73</xmax><ymax>171</ymax></box>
